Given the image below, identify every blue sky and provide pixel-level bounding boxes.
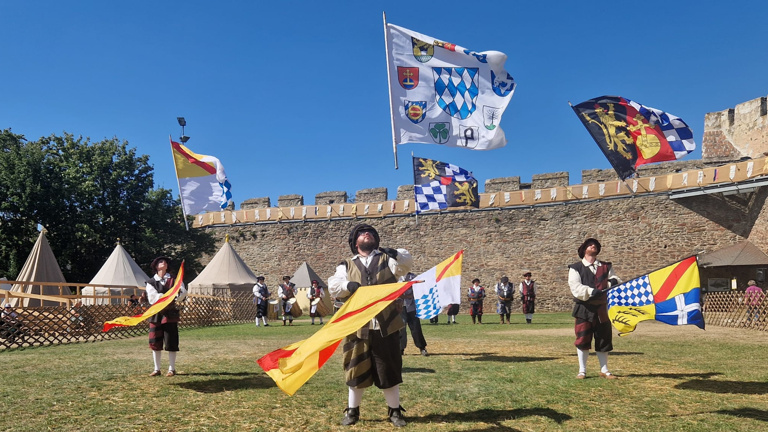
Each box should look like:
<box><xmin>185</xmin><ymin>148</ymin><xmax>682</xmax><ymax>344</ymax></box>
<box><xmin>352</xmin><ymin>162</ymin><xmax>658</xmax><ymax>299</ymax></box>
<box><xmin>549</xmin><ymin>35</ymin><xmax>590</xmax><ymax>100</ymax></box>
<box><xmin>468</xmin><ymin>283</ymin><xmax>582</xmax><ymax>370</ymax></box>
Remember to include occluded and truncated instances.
<box><xmin>3</xmin><ymin>1</ymin><xmax>766</xmax><ymax>210</ymax></box>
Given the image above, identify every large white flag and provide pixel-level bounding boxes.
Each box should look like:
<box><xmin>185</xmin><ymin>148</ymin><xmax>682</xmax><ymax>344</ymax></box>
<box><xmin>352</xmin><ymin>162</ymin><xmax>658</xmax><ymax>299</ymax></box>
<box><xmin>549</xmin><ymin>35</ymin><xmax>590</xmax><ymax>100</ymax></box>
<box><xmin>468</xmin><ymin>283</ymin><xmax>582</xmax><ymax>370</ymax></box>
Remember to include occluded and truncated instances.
<box><xmin>385</xmin><ymin>23</ymin><xmax>515</xmax><ymax>150</ymax></box>
<box><xmin>412</xmin><ymin>250</ymin><xmax>463</xmax><ymax>319</ymax></box>
<box><xmin>171</xmin><ymin>138</ymin><xmax>233</xmax><ymax>216</ymax></box>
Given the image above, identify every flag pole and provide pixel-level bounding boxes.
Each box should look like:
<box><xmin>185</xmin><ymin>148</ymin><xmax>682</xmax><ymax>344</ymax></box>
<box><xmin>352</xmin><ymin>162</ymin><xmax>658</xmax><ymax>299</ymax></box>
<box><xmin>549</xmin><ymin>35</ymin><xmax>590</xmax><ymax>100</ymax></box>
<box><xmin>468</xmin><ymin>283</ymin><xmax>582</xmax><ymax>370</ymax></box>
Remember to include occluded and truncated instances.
<box><xmin>411</xmin><ymin>151</ymin><xmax>418</xmax><ymax>224</ymax></box>
<box><xmin>383</xmin><ymin>11</ymin><xmax>398</xmax><ymax>170</ymax></box>
<box><xmin>169</xmin><ymin>136</ymin><xmax>190</xmax><ymax>231</ymax></box>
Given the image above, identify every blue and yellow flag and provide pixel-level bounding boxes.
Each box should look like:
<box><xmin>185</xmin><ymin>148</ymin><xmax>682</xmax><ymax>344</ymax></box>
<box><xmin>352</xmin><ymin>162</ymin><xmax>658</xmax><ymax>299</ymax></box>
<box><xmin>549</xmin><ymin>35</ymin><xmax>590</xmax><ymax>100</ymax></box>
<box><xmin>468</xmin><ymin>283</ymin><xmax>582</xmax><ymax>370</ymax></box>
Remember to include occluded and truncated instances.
<box><xmin>607</xmin><ymin>256</ymin><xmax>704</xmax><ymax>335</ymax></box>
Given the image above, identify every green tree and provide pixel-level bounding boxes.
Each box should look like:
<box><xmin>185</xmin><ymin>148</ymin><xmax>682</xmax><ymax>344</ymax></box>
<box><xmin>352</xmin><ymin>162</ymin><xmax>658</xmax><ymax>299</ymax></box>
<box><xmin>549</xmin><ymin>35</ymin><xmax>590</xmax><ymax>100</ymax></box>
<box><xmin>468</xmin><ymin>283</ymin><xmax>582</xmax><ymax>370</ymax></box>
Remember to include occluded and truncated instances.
<box><xmin>0</xmin><ymin>129</ymin><xmax>215</xmax><ymax>282</ymax></box>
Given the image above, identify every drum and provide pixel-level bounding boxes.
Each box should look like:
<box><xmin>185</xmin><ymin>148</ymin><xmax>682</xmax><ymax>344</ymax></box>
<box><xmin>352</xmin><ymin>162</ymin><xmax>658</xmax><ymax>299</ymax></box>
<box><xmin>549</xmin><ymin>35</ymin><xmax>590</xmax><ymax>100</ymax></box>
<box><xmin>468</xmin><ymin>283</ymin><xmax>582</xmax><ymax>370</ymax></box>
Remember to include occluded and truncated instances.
<box><xmin>288</xmin><ymin>298</ymin><xmax>302</xmax><ymax>318</ymax></box>
<box><xmin>311</xmin><ymin>298</ymin><xmax>330</xmax><ymax>317</ymax></box>
<box><xmin>268</xmin><ymin>299</ymin><xmax>279</xmax><ymax>320</ymax></box>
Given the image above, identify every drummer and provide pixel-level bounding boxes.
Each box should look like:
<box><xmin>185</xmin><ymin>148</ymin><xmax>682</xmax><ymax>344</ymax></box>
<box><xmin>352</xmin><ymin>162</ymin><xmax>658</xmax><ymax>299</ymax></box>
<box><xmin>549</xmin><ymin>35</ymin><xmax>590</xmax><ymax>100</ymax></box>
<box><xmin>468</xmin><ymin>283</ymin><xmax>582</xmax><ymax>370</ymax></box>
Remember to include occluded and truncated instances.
<box><xmin>252</xmin><ymin>276</ymin><xmax>271</xmax><ymax>327</ymax></box>
<box><xmin>307</xmin><ymin>279</ymin><xmax>326</xmax><ymax>325</ymax></box>
<box><xmin>278</xmin><ymin>276</ymin><xmax>296</xmax><ymax>326</ymax></box>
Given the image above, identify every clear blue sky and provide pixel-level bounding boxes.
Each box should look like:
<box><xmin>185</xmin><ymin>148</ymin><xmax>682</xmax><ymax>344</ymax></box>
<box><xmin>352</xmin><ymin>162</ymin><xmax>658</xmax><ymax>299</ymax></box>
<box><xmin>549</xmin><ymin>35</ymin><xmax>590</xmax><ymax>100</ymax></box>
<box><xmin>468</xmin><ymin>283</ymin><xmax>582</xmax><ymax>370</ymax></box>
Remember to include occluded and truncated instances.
<box><xmin>3</xmin><ymin>1</ymin><xmax>766</xmax><ymax>210</ymax></box>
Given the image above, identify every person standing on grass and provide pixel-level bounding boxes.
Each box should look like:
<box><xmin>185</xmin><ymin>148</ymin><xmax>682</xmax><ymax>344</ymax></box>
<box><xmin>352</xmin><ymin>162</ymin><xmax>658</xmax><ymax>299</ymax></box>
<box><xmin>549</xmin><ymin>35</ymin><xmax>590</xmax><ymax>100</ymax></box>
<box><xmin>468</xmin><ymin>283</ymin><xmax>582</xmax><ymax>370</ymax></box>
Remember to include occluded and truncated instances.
<box><xmin>520</xmin><ymin>272</ymin><xmax>536</xmax><ymax>324</ymax></box>
<box><xmin>146</xmin><ymin>256</ymin><xmax>187</xmax><ymax>377</ymax></box>
<box><xmin>468</xmin><ymin>278</ymin><xmax>486</xmax><ymax>324</ymax></box>
<box><xmin>745</xmin><ymin>280</ymin><xmax>763</xmax><ymax>323</ymax></box>
<box><xmin>253</xmin><ymin>276</ymin><xmax>271</xmax><ymax>327</ymax></box>
<box><xmin>399</xmin><ymin>272</ymin><xmax>428</xmax><ymax>356</ymax></box>
<box><xmin>328</xmin><ymin>224</ymin><xmax>412</xmax><ymax>427</ymax></box>
<box><xmin>568</xmin><ymin>238</ymin><xmax>621</xmax><ymax>379</ymax></box>
<box><xmin>278</xmin><ymin>276</ymin><xmax>296</xmax><ymax>326</ymax></box>
<box><xmin>307</xmin><ymin>279</ymin><xmax>325</xmax><ymax>325</ymax></box>
<box><xmin>494</xmin><ymin>276</ymin><xmax>514</xmax><ymax>324</ymax></box>
<box><xmin>446</xmin><ymin>303</ymin><xmax>460</xmax><ymax>324</ymax></box>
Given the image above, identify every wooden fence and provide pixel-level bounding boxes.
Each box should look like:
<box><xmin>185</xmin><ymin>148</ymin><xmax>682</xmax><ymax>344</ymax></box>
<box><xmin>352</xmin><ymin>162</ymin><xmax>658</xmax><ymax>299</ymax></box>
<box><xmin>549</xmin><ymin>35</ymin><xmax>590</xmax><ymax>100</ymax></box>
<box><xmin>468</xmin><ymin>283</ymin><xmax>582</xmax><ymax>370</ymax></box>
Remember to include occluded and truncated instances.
<box><xmin>1</xmin><ymin>290</ymin><xmax>259</xmax><ymax>350</ymax></box>
<box><xmin>2</xmin><ymin>289</ymin><xmax>765</xmax><ymax>350</ymax></box>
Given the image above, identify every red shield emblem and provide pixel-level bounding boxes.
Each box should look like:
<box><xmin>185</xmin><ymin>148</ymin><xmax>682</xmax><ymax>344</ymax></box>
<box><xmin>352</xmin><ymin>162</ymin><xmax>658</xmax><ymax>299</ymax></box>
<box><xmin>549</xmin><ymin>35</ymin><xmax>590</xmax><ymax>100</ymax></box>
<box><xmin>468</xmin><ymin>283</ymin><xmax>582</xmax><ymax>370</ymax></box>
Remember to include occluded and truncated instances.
<box><xmin>398</xmin><ymin>67</ymin><xmax>419</xmax><ymax>90</ymax></box>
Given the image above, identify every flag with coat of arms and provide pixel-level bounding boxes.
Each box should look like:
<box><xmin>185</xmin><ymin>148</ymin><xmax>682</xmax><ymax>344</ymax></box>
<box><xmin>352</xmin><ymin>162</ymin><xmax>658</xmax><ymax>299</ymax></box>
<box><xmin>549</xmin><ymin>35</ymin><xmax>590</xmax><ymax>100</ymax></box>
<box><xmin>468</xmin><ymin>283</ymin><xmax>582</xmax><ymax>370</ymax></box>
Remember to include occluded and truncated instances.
<box><xmin>385</xmin><ymin>22</ymin><xmax>515</xmax><ymax>150</ymax></box>
<box><xmin>607</xmin><ymin>256</ymin><xmax>704</xmax><ymax>335</ymax></box>
<box><xmin>413</xmin><ymin>157</ymin><xmax>478</xmax><ymax>214</ymax></box>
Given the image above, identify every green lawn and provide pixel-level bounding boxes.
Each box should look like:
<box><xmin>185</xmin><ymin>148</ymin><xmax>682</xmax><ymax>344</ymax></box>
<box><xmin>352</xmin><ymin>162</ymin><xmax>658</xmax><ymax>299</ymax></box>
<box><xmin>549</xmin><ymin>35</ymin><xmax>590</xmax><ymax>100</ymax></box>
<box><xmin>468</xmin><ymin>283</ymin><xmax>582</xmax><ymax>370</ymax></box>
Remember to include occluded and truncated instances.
<box><xmin>1</xmin><ymin>313</ymin><xmax>766</xmax><ymax>431</ymax></box>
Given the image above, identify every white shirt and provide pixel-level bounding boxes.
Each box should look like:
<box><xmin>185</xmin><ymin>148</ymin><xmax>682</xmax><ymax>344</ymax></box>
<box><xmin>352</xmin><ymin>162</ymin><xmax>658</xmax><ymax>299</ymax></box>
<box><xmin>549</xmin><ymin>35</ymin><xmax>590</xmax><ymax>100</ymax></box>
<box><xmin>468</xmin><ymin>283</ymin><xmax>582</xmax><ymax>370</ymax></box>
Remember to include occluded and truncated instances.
<box><xmin>568</xmin><ymin>258</ymin><xmax>620</xmax><ymax>301</ymax></box>
<box><xmin>146</xmin><ymin>273</ymin><xmax>187</xmax><ymax>305</ymax></box>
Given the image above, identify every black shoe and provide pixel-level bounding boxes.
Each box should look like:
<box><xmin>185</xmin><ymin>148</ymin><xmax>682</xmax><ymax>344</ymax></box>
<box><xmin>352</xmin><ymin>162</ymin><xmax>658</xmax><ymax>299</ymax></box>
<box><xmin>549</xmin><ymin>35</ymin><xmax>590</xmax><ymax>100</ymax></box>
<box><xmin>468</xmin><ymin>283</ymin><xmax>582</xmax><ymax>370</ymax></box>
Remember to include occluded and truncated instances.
<box><xmin>388</xmin><ymin>406</ymin><xmax>407</xmax><ymax>427</ymax></box>
<box><xmin>421</xmin><ymin>349</ymin><xmax>429</xmax><ymax>357</ymax></box>
<box><xmin>264</xmin><ymin>323</ymin><xmax>270</xmax><ymax>326</ymax></box>
<box><xmin>341</xmin><ymin>407</ymin><xmax>359</xmax><ymax>426</ymax></box>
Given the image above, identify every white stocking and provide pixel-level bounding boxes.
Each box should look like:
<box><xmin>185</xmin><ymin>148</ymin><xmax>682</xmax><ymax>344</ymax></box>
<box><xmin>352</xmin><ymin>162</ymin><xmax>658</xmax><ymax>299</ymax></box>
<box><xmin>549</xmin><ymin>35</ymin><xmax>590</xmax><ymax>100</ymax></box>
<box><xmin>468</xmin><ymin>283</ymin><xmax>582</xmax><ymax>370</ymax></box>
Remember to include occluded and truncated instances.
<box><xmin>348</xmin><ymin>386</ymin><xmax>364</xmax><ymax>408</ymax></box>
<box><xmin>168</xmin><ymin>351</ymin><xmax>177</xmax><ymax>371</ymax></box>
<box><xmin>382</xmin><ymin>385</ymin><xmax>400</xmax><ymax>408</ymax></box>
<box><xmin>152</xmin><ymin>350</ymin><xmax>162</xmax><ymax>371</ymax></box>
<box><xmin>596</xmin><ymin>351</ymin><xmax>609</xmax><ymax>373</ymax></box>
<box><xmin>577</xmin><ymin>348</ymin><xmax>589</xmax><ymax>374</ymax></box>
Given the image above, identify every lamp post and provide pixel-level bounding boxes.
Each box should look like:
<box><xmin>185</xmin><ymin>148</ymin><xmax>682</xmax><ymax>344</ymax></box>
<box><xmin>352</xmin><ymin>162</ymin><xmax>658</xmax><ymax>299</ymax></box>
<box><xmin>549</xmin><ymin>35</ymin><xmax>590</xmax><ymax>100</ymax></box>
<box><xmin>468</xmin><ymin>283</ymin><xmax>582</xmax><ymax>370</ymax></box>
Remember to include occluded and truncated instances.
<box><xmin>177</xmin><ymin>117</ymin><xmax>190</xmax><ymax>143</ymax></box>
<box><xmin>174</xmin><ymin>117</ymin><xmax>190</xmax><ymax>230</ymax></box>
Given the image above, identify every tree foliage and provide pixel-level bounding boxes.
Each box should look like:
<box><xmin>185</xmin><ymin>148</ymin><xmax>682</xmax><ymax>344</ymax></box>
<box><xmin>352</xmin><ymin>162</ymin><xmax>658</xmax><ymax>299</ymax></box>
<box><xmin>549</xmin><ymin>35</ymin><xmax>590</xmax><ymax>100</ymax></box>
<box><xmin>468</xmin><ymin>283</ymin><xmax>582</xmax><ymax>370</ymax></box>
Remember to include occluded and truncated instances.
<box><xmin>0</xmin><ymin>129</ymin><xmax>216</xmax><ymax>282</ymax></box>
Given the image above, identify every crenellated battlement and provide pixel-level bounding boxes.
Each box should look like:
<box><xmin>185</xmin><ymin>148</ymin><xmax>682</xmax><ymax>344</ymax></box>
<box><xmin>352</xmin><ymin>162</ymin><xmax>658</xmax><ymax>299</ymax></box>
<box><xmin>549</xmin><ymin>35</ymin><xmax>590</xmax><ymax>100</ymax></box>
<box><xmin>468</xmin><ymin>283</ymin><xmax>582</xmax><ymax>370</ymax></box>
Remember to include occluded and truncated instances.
<box><xmin>704</xmin><ymin>95</ymin><xmax>768</xmax><ymax>160</ymax></box>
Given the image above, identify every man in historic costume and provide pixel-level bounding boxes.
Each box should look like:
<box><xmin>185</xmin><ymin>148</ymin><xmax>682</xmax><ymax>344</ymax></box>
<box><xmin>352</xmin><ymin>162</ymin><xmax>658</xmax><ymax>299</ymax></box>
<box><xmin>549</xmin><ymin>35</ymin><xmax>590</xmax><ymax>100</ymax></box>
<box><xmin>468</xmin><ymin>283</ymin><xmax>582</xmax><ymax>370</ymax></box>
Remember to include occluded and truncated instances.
<box><xmin>146</xmin><ymin>256</ymin><xmax>187</xmax><ymax>377</ymax></box>
<box><xmin>519</xmin><ymin>272</ymin><xmax>536</xmax><ymax>324</ymax></box>
<box><xmin>252</xmin><ymin>276</ymin><xmax>270</xmax><ymax>327</ymax></box>
<box><xmin>568</xmin><ymin>238</ymin><xmax>621</xmax><ymax>379</ymax></box>
<box><xmin>399</xmin><ymin>272</ymin><xmax>428</xmax><ymax>356</ymax></box>
<box><xmin>307</xmin><ymin>279</ymin><xmax>325</xmax><ymax>325</ymax></box>
<box><xmin>468</xmin><ymin>278</ymin><xmax>486</xmax><ymax>324</ymax></box>
<box><xmin>494</xmin><ymin>276</ymin><xmax>514</xmax><ymax>324</ymax></box>
<box><xmin>278</xmin><ymin>276</ymin><xmax>296</xmax><ymax>326</ymax></box>
<box><xmin>328</xmin><ymin>224</ymin><xmax>413</xmax><ymax>427</ymax></box>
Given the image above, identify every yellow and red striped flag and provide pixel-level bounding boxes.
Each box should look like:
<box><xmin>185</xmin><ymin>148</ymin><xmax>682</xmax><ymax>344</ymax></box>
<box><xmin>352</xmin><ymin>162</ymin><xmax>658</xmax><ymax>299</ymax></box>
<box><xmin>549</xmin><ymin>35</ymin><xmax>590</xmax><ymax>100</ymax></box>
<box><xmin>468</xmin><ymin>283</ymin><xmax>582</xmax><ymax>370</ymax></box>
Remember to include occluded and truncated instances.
<box><xmin>258</xmin><ymin>279</ymin><xmax>415</xmax><ymax>396</ymax></box>
<box><xmin>171</xmin><ymin>138</ymin><xmax>232</xmax><ymax>216</ymax></box>
<box><xmin>102</xmin><ymin>262</ymin><xmax>185</xmax><ymax>332</ymax></box>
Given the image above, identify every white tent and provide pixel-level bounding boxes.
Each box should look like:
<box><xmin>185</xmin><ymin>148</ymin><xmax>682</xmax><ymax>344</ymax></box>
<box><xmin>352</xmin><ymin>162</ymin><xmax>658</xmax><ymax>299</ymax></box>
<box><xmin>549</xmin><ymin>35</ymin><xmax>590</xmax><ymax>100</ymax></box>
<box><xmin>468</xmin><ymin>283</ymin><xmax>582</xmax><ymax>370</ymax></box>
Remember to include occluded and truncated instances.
<box><xmin>82</xmin><ymin>243</ymin><xmax>150</xmax><ymax>305</ymax></box>
<box><xmin>290</xmin><ymin>262</ymin><xmax>332</xmax><ymax>315</ymax></box>
<box><xmin>10</xmin><ymin>230</ymin><xmax>68</xmax><ymax>307</ymax></box>
<box><xmin>188</xmin><ymin>238</ymin><xmax>259</xmax><ymax>296</ymax></box>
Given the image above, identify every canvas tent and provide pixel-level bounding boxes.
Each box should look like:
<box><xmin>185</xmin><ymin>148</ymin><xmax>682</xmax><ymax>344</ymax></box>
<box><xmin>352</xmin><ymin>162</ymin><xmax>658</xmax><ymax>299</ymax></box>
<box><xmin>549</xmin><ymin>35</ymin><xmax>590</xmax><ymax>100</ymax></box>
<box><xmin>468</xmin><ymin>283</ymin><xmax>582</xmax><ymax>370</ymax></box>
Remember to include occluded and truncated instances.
<box><xmin>81</xmin><ymin>243</ymin><xmax>150</xmax><ymax>305</ymax></box>
<box><xmin>290</xmin><ymin>262</ymin><xmax>332</xmax><ymax>315</ymax></box>
<box><xmin>9</xmin><ymin>230</ymin><xmax>69</xmax><ymax>307</ymax></box>
<box><xmin>188</xmin><ymin>238</ymin><xmax>259</xmax><ymax>296</ymax></box>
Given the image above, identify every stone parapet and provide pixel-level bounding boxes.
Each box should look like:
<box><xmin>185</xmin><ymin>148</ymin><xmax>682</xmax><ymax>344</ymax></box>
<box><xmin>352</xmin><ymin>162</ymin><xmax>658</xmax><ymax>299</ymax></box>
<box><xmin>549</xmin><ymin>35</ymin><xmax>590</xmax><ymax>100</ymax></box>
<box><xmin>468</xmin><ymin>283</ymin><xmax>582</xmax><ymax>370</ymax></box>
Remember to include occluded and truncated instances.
<box><xmin>355</xmin><ymin>187</ymin><xmax>388</xmax><ymax>203</ymax></box>
<box><xmin>315</xmin><ymin>191</ymin><xmax>347</xmax><ymax>205</ymax></box>
<box><xmin>278</xmin><ymin>194</ymin><xmax>303</xmax><ymax>207</ymax></box>
<box><xmin>485</xmin><ymin>176</ymin><xmax>520</xmax><ymax>193</ymax></box>
<box><xmin>532</xmin><ymin>172</ymin><xmax>568</xmax><ymax>189</ymax></box>
<box><xmin>241</xmin><ymin>197</ymin><xmax>271</xmax><ymax>209</ymax></box>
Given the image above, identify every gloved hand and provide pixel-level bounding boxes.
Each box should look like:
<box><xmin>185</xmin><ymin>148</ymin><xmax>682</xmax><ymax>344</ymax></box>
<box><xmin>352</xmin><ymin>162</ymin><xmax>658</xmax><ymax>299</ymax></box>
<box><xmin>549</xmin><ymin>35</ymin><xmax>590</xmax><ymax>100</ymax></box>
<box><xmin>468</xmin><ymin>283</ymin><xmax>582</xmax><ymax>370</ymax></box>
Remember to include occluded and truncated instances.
<box><xmin>589</xmin><ymin>287</ymin><xmax>608</xmax><ymax>298</ymax></box>
<box><xmin>608</xmin><ymin>278</ymin><xmax>619</xmax><ymax>287</ymax></box>
<box><xmin>347</xmin><ymin>281</ymin><xmax>361</xmax><ymax>294</ymax></box>
<box><xmin>380</xmin><ymin>247</ymin><xmax>398</xmax><ymax>259</ymax></box>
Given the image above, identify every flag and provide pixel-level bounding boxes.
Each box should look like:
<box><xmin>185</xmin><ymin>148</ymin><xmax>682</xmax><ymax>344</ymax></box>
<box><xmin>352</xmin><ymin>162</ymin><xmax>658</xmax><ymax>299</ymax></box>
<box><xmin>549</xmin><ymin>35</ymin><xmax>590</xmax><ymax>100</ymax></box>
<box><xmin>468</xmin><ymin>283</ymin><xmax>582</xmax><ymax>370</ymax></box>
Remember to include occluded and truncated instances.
<box><xmin>412</xmin><ymin>250</ymin><xmax>463</xmax><ymax>319</ymax></box>
<box><xmin>171</xmin><ymin>138</ymin><xmax>233</xmax><ymax>216</ymax></box>
<box><xmin>572</xmin><ymin>96</ymin><xmax>695</xmax><ymax>180</ymax></box>
<box><xmin>413</xmin><ymin>157</ymin><xmax>478</xmax><ymax>213</ymax></box>
<box><xmin>103</xmin><ymin>262</ymin><xmax>185</xmax><ymax>332</ymax></box>
<box><xmin>258</xmin><ymin>280</ymin><xmax>414</xmax><ymax>396</ymax></box>
<box><xmin>607</xmin><ymin>256</ymin><xmax>704</xmax><ymax>335</ymax></box>
<box><xmin>385</xmin><ymin>22</ymin><xmax>515</xmax><ymax>150</ymax></box>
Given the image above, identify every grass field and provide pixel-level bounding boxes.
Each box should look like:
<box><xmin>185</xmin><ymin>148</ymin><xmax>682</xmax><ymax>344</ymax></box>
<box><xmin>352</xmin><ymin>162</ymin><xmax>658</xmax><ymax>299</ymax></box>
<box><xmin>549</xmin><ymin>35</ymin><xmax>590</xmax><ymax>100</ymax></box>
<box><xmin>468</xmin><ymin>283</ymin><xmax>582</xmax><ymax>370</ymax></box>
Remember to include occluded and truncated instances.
<box><xmin>1</xmin><ymin>312</ymin><xmax>767</xmax><ymax>431</ymax></box>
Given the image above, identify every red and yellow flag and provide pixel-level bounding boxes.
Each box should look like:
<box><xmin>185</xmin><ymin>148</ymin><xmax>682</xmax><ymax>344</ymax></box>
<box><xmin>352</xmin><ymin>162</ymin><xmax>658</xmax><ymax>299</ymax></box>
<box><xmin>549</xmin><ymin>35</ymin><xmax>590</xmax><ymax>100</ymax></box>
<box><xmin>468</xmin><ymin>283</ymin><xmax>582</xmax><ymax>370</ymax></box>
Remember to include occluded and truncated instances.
<box><xmin>102</xmin><ymin>262</ymin><xmax>185</xmax><ymax>332</ymax></box>
<box><xmin>258</xmin><ymin>279</ymin><xmax>415</xmax><ymax>396</ymax></box>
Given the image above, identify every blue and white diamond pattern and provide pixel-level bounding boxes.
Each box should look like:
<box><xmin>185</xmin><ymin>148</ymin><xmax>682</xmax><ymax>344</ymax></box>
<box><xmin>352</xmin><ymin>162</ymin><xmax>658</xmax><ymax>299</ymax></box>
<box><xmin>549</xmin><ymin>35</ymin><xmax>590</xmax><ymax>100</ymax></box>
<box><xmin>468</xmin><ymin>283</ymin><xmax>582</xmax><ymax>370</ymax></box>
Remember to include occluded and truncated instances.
<box><xmin>414</xmin><ymin>180</ymin><xmax>447</xmax><ymax>213</ymax></box>
<box><xmin>433</xmin><ymin>67</ymin><xmax>479</xmax><ymax>120</ymax></box>
<box><xmin>415</xmin><ymin>285</ymin><xmax>441</xmax><ymax>319</ymax></box>
<box><xmin>608</xmin><ymin>275</ymin><xmax>654</xmax><ymax>307</ymax></box>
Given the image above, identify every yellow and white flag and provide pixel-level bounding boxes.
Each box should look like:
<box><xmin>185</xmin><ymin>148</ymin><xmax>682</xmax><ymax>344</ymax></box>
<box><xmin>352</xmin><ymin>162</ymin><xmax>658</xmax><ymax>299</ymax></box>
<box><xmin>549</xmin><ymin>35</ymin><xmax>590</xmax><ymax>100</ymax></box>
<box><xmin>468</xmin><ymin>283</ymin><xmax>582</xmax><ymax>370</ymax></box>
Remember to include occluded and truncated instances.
<box><xmin>411</xmin><ymin>250</ymin><xmax>463</xmax><ymax>319</ymax></box>
<box><xmin>171</xmin><ymin>138</ymin><xmax>232</xmax><ymax>216</ymax></box>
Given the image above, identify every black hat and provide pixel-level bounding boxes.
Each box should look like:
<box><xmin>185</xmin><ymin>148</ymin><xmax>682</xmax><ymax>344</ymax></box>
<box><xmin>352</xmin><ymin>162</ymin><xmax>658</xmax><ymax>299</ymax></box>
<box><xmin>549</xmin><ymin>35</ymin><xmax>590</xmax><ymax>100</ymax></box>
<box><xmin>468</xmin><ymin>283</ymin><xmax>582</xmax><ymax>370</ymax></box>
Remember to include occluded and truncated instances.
<box><xmin>150</xmin><ymin>256</ymin><xmax>172</xmax><ymax>272</ymax></box>
<box><xmin>500</xmin><ymin>276</ymin><xmax>509</xmax><ymax>283</ymax></box>
<box><xmin>283</xmin><ymin>276</ymin><xmax>292</xmax><ymax>281</ymax></box>
<box><xmin>348</xmin><ymin>223</ymin><xmax>380</xmax><ymax>254</ymax></box>
<box><xmin>523</xmin><ymin>272</ymin><xmax>532</xmax><ymax>277</ymax></box>
<box><xmin>577</xmin><ymin>238</ymin><xmax>601</xmax><ymax>259</ymax></box>
<box><xmin>257</xmin><ymin>276</ymin><xmax>265</xmax><ymax>281</ymax></box>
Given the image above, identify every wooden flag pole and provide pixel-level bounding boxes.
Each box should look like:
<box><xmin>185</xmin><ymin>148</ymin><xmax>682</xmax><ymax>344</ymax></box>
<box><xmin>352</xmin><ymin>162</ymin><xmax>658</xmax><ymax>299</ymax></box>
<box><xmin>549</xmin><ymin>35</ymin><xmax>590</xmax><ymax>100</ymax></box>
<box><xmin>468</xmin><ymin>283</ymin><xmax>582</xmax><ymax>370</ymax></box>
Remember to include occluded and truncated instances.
<box><xmin>383</xmin><ymin>11</ymin><xmax>398</xmax><ymax>169</ymax></box>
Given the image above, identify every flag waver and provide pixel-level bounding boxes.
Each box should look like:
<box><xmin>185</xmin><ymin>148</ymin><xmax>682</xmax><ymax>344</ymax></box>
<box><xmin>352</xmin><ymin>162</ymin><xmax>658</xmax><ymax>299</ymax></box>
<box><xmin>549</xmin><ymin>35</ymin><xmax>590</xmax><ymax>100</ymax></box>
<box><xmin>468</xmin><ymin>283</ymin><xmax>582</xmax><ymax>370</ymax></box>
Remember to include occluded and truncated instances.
<box><xmin>412</xmin><ymin>250</ymin><xmax>463</xmax><ymax>319</ymax></box>
<box><xmin>103</xmin><ymin>262</ymin><xmax>185</xmax><ymax>332</ymax></box>
<box><xmin>607</xmin><ymin>256</ymin><xmax>704</xmax><ymax>335</ymax></box>
<box><xmin>385</xmin><ymin>23</ymin><xmax>515</xmax><ymax>151</ymax></box>
<box><xmin>171</xmin><ymin>138</ymin><xmax>233</xmax><ymax>216</ymax></box>
<box><xmin>413</xmin><ymin>157</ymin><xmax>478</xmax><ymax>213</ymax></box>
<box><xmin>258</xmin><ymin>280</ymin><xmax>415</xmax><ymax>396</ymax></box>
<box><xmin>572</xmin><ymin>96</ymin><xmax>695</xmax><ymax>179</ymax></box>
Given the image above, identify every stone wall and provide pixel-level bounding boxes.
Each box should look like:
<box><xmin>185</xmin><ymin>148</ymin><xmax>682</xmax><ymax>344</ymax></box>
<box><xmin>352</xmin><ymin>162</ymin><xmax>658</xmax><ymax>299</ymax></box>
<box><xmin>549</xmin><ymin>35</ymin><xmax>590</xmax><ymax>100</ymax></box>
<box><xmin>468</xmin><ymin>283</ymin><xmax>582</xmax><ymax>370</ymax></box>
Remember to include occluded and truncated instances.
<box><xmin>200</xmin><ymin>96</ymin><xmax>768</xmax><ymax>314</ymax></box>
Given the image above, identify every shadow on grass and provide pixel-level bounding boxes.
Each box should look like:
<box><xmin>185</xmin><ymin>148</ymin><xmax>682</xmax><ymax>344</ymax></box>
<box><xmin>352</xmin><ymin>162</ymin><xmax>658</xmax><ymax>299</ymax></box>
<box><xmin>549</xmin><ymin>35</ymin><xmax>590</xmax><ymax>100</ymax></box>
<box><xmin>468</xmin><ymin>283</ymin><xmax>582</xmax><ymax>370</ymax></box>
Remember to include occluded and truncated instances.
<box><xmin>403</xmin><ymin>367</ymin><xmax>436</xmax><ymax>374</ymax></box>
<box><xmin>675</xmin><ymin>379</ymin><xmax>768</xmax><ymax>394</ymax></box>
<box><xmin>403</xmin><ymin>407</ymin><xmax>572</xmax><ymax>430</ymax></box>
<box><xmin>470</xmin><ymin>355</ymin><xmax>560</xmax><ymax>363</ymax></box>
<box><xmin>174</xmin><ymin>374</ymin><xmax>275</xmax><ymax>393</ymax></box>
<box><xmin>712</xmin><ymin>407</ymin><xmax>768</xmax><ymax>422</ymax></box>
<box><xmin>623</xmin><ymin>372</ymin><xmax>722</xmax><ymax>379</ymax></box>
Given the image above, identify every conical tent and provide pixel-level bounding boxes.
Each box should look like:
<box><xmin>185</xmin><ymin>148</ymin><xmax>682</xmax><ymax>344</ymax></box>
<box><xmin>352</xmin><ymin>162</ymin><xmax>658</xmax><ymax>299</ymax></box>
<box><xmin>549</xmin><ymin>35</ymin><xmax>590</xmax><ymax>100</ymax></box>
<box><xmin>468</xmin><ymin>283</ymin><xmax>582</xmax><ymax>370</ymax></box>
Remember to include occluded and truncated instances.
<box><xmin>10</xmin><ymin>230</ymin><xmax>68</xmax><ymax>307</ymax></box>
<box><xmin>189</xmin><ymin>239</ymin><xmax>259</xmax><ymax>296</ymax></box>
<box><xmin>290</xmin><ymin>262</ymin><xmax>332</xmax><ymax>315</ymax></box>
<box><xmin>82</xmin><ymin>243</ymin><xmax>150</xmax><ymax>305</ymax></box>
